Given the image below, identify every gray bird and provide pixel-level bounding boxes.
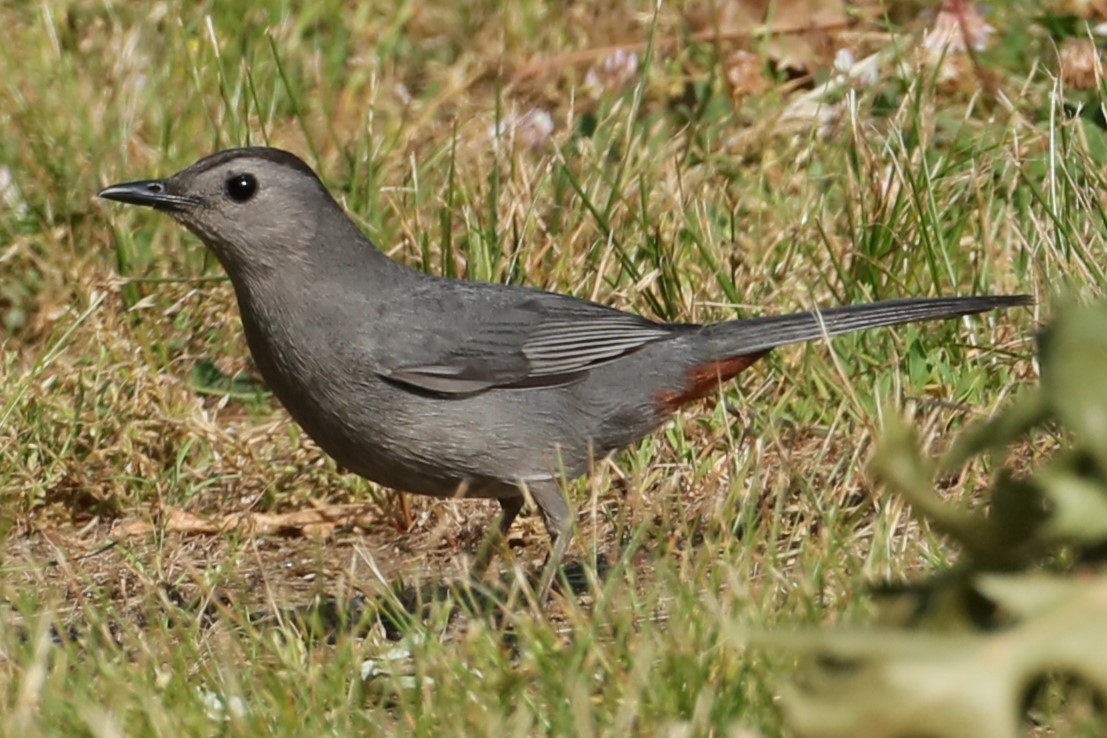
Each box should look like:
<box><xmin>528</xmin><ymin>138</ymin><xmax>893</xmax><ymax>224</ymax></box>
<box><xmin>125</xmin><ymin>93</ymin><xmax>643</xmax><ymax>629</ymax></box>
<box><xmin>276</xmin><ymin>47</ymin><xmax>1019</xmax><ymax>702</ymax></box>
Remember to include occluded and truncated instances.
<box><xmin>98</xmin><ymin>147</ymin><xmax>1029</xmax><ymax>591</ymax></box>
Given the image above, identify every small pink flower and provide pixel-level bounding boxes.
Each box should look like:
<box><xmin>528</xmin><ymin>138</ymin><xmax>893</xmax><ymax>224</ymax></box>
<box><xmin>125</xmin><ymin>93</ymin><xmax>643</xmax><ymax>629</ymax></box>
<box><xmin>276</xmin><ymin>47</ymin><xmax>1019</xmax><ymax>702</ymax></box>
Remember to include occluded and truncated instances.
<box><xmin>922</xmin><ymin>0</ymin><xmax>995</xmax><ymax>53</ymax></box>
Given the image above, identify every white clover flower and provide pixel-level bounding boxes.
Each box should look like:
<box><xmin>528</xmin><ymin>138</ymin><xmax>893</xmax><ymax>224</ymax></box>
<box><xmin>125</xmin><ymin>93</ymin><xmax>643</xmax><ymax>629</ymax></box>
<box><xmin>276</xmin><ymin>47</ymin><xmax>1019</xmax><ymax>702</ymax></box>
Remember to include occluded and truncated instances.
<box><xmin>488</xmin><ymin>108</ymin><xmax>555</xmax><ymax>150</ymax></box>
<box><xmin>584</xmin><ymin>49</ymin><xmax>639</xmax><ymax>96</ymax></box>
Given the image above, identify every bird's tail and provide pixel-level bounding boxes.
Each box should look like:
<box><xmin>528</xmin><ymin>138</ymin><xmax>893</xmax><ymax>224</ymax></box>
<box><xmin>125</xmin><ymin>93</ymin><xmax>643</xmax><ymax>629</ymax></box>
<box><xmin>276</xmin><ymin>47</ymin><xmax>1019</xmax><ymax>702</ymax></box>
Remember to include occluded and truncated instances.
<box><xmin>701</xmin><ymin>295</ymin><xmax>1032</xmax><ymax>357</ymax></box>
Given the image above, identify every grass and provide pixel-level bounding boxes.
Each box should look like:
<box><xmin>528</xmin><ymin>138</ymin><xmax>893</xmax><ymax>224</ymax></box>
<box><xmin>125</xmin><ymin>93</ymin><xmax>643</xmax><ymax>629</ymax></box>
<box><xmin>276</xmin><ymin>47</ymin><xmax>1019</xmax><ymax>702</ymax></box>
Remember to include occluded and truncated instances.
<box><xmin>0</xmin><ymin>0</ymin><xmax>1095</xmax><ymax>734</ymax></box>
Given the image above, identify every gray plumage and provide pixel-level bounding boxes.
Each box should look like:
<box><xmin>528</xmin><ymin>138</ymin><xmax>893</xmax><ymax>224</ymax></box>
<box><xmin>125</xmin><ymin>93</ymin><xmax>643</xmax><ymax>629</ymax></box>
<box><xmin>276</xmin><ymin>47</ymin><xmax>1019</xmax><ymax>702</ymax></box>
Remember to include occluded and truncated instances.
<box><xmin>98</xmin><ymin>147</ymin><xmax>1030</xmax><ymax>588</ymax></box>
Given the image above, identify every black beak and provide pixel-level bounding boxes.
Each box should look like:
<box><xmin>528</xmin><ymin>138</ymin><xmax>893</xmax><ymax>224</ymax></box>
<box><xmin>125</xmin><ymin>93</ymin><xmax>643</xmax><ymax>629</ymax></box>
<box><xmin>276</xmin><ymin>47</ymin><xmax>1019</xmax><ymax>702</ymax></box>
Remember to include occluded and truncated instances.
<box><xmin>97</xmin><ymin>179</ymin><xmax>199</xmax><ymax>212</ymax></box>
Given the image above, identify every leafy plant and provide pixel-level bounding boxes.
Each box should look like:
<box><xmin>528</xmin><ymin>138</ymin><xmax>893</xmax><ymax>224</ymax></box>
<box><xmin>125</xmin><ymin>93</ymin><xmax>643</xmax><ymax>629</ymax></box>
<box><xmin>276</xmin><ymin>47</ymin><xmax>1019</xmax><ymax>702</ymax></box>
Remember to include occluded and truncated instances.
<box><xmin>769</xmin><ymin>300</ymin><xmax>1107</xmax><ymax>738</ymax></box>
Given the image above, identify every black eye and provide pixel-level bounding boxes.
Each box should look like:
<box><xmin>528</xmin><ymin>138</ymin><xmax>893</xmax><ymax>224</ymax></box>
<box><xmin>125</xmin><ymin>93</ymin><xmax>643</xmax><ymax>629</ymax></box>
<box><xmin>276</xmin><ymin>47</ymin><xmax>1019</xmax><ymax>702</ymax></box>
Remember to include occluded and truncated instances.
<box><xmin>225</xmin><ymin>173</ymin><xmax>258</xmax><ymax>203</ymax></box>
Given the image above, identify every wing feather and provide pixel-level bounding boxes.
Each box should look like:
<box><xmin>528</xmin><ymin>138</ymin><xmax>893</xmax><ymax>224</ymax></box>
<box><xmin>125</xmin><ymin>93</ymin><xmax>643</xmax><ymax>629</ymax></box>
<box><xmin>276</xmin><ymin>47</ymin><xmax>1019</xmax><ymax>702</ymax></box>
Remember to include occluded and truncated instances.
<box><xmin>380</xmin><ymin>294</ymin><xmax>680</xmax><ymax>394</ymax></box>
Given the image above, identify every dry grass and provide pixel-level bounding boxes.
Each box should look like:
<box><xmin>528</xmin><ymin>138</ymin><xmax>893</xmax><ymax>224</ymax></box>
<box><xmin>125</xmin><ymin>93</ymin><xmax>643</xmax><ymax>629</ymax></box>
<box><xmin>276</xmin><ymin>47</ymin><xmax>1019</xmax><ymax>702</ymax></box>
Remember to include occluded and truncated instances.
<box><xmin>0</xmin><ymin>0</ymin><xmax>1095</xmax><ymax>735</ymax></box>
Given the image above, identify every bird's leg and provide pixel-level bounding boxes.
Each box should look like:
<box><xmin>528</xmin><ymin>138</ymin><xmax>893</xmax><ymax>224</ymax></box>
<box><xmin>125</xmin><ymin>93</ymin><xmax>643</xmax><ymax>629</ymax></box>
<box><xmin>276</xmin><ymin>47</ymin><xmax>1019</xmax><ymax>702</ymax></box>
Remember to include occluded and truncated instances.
<box><xmin>469</xmin><ymin>495</ymin><xmax>524</xmax><ymax>583</ymax></box>
<box><xmin>529</xmin><ymin>481</ymin><xmax>573</xmax><ymax>601</ymax></box>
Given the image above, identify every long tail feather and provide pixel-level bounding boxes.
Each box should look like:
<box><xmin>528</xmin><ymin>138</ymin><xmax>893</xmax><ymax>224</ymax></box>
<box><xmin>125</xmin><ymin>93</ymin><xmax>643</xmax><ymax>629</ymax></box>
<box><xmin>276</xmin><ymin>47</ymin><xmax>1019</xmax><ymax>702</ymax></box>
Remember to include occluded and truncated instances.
<box><xmin>702</xmin><ymin>295</ymin><xmax>1032</xmax><ymax>357</ymax></box>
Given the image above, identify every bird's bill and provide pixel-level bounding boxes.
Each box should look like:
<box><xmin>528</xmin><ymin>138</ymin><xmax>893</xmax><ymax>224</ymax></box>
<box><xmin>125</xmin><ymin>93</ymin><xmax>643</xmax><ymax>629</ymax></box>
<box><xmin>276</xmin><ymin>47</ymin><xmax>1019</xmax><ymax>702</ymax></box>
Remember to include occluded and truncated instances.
<box><xmin>97</xmin><ymin>179</ymin><xmax>199</xmax><ymax>212</ymax></box>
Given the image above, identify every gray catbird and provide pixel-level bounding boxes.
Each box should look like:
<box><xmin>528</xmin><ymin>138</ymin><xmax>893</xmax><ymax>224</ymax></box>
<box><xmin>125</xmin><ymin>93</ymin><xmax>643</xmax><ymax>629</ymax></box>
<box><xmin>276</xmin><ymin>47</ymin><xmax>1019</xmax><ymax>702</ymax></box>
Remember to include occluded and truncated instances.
<box><xmin>99</xmin><ymin>147</ymin><xmax>1029</xmax><ymax>588</ymax></box>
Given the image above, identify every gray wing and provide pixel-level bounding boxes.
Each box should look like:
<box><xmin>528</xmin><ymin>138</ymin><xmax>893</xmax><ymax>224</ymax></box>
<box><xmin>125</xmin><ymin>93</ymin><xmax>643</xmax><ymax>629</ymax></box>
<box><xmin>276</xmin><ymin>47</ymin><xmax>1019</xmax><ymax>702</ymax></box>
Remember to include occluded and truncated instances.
<box><xmin>381</xmin><ymin>292</ymin><xmax>681</xmax><ymax>395</ymax></box>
